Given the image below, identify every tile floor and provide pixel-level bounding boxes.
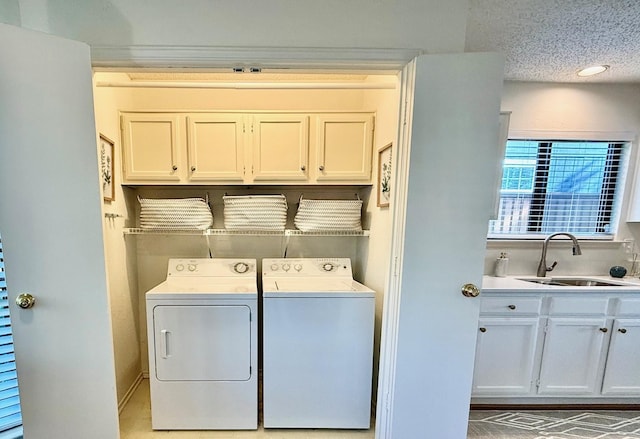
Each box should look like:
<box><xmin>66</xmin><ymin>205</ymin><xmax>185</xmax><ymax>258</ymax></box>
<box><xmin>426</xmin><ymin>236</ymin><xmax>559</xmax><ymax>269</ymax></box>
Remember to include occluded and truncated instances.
<box><xmin>119</xmin><ymin>379</ymin><xmax>375</xmax><ymax>439</ymax></box>
<box><xmin>468</xmin><ymin>409</ymin><xmax>640</xmax><ymax>438</ymax></box>
<box><xmin>121</xmin><ymin>380</ymin><xmax>640</xmax><ymax>439</ymax></box>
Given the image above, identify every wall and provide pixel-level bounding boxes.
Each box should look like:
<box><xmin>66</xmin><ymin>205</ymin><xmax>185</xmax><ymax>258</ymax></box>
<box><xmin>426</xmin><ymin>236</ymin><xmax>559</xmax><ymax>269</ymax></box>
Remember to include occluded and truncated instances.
<box><xmin>486</xmin><ymin>81</ymin><xmax>640</xmax><ymax>277</ymax></box>
<box><xmin>93</xmin><ymin>73</ymin><xmax>142</xmax><ymax>408</ymax></box>
<box><xmin>4</xmin><ymin>0</ymin><xmax>467</xmax><ymax>53</ymax></box>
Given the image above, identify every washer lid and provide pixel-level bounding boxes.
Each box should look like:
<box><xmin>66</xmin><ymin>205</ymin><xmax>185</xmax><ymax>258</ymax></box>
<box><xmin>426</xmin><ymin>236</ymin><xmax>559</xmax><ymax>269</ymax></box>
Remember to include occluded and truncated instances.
<box><xmin>262</xmin><ymin>279</ymin><xmax>374</xmax><ymax>298</ymax></box>
<box><xmin>146</xmin><ymin>279</ymin><xmax>257</xmax><ymax>300</ymax></box>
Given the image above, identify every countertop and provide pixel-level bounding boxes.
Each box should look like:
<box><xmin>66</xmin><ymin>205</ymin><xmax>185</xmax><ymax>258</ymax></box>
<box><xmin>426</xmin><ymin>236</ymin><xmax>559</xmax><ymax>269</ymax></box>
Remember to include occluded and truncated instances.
<box><xmin>482</xmin><ymin>275</ymin><xmax>640</xmax><ymax>293</ymax></box>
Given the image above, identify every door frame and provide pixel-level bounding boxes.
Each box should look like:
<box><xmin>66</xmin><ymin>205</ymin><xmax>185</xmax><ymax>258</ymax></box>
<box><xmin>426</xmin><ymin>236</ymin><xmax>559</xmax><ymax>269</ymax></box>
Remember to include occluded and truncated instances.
<box><xmin>93</xmin><ymin>46</ymin><xmax>427</xmax><ymax>439</ymax></box>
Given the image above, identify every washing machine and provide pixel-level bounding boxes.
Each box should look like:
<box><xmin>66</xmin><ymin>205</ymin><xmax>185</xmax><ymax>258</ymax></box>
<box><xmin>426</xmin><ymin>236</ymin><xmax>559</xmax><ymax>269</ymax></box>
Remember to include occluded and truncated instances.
<box><xmin>262</xmin><ymin>257</ymin><xmax>375</xmax><ymax>429</ymax></box>
<box><xmin>145</xmin><ymin>258</ymin><xmax>258</xmax><ymax>430</ymax></box>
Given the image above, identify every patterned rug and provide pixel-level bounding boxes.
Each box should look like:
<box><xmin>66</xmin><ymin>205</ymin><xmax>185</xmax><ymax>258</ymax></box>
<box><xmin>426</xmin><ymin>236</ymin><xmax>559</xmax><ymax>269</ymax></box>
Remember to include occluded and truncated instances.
<box><xmin>468</xmin><ymin>411</ymin><xmax>640</xmax><ymax>439</ymax></box>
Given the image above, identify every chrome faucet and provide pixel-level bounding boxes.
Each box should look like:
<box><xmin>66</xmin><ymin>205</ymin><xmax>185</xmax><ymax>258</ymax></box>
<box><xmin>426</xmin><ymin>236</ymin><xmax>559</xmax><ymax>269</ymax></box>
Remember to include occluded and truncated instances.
<box><xmin>536</xmin><ymin>232</ymin><xmax>582</xmax><ymax>277</ymax></box>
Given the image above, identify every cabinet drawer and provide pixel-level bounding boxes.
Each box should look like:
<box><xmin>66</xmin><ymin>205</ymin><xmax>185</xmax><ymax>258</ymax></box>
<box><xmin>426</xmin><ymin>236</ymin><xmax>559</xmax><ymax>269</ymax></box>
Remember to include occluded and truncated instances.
<box><xmin>548</xmin><ymin>297</ymin><xmax>609</xmax><ymax>315</ymax></box>
<box><xmin>617</xmin><ymin>298</ymin><xmax>640</xmax><ymax>316</ymax></box>
<box><xmin>480</xmin><ymin>297</ymin><xmax>541</xmax><ymax>315</ymax></box>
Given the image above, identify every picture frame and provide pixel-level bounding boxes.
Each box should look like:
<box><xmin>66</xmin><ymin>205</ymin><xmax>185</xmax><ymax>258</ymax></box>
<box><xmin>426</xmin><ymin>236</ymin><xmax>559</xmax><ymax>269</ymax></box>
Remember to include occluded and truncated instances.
<box><xmin>99</xmin><ymin>134</ymin><xmax>115</xmax><ymax>202</ymax></box>
<box><xmin>377</xmin><ymin>142</ymin><xmax>392</xmax><ymax>208</ymax></box>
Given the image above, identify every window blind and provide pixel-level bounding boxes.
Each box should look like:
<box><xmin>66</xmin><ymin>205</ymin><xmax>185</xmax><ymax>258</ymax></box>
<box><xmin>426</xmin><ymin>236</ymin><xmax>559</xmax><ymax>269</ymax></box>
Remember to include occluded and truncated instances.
<box><xmin>0</xmin><ymin>237</ymin><xmax>23</xmax><ymax>438</ymax></box>
<box><xmin>489</xmin><ymin>140</ymin><xmax>626</xmax><ymax>238</ymax></box>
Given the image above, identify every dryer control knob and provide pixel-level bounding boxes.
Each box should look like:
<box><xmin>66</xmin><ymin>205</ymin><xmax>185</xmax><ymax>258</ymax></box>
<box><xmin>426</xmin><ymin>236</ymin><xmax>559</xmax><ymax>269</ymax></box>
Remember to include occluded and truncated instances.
<box><xmin>294</xmin><ymin>264</ymin><xmax>303</xmax><ymax>272</ymax></box>
<box><xmin>270</xmin><ymin>263</ymin><xmax>279</xmax><ymax>271</ymax></box>
<box><xmin>282</xmin><ymin>263</ymin><xmax>291</xmax><ymax>272</ymax></box>
<box><xmin>322</xmin><ymin>263</ymin><xmax>334</xmax><ymax>272</ymax></box>
<box><xmin>234</xmin><ymin>262</ymin><xmax>249</xmax><ymax>274</ymax></box>
<box><xmin>188</xmin><ymin>264</ymin><xmax>197</xmax><ymax>272</ymax></box>
<box><xmin>176</xmin><ymin>264</ymin><xmax>185</xmax><ymax>272</ymax></box>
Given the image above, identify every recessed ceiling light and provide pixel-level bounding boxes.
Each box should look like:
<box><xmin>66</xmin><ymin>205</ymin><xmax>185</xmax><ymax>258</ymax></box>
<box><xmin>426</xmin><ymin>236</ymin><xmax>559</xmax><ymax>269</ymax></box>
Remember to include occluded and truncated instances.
<box><xmin>577</xmin><ymin>65</ymin><xmax>609</xmax><ymax>77</ymax></box>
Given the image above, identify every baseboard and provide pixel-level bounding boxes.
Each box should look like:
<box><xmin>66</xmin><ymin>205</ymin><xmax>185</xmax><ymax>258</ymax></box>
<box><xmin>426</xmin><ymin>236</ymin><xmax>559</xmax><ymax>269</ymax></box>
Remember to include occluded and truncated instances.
<box><xmin>471</xmin><ymin>403</ymin><xmax>640</xmax><ymax>411</ymax></box>
<box><xmin>118</xmin><ymin>372</ymin><xmax>144</xmax><ymax>414</ymax></box>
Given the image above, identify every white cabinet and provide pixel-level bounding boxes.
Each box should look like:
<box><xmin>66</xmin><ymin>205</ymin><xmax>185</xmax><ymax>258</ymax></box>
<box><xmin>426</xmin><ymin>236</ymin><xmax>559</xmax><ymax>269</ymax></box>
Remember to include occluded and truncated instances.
<box><xmin>472</xmin><ymin>317</ymin><xmax>540</xmax><ymax>395</ymax></box>
<box><xmin>251</xmin><ymin>114</ymin><xmax>309</xmax><ymax>182</ymax></box>
<box><xmin>472</xmin><ymin>295</ymin><xmax>542</xmax><ymax>396</ymax></box>
<box><xmin>314</xmin><ymin>113</ymin><xmax>374</xmax><ymax>182</ymax></box>
<box><xmin>121</xmin><ymin>113</ymin><xmax>183</xmax><ymax>182</ymax></box>
<box><xmin>473</xmin><ymin>291</ymin><xmax>640</xmax><ymax>401</ymax></box>
<box><xmin>121</xmin><ymin>111</ymin><xmax>374</xmax><ymax>185</ymax></box>
<box><xmin>537</xmin><ymin>317</ymin><xmax>609</xmax><ymax>395</ymax></box>
<box><xmin>186</xmin><ymin>114</ymin><xmax>245</xmax><ymax>182</ymax></box>
<box><xmin>601</xmin><ymin>297</ymin><xmax>640</xmax><ymax>395</ymax></box>
<box><xmin>601</xmin><ymin>319</ymin><xmax>640</xmax><ymax>394</ymax></box>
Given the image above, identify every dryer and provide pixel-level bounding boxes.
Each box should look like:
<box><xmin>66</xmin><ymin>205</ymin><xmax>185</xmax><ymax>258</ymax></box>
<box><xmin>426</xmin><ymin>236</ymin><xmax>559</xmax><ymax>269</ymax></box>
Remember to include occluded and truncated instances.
<box><xmin>262</xmin><ymin>257</ymin><xmax>375</xmax><ymax>429</ymax></box>
<box><xmin>146</xmin><ymin>258</ymin><xmax>257</xmax><ymax>430</ymax></box>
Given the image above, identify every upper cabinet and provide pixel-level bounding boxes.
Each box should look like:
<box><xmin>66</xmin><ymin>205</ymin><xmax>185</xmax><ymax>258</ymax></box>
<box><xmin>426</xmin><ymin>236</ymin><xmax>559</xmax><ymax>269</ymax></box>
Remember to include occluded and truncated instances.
<box><xmin>251</xmin><ymin>114</ymin><xmax>309</xmax><ymax>182</ymax></box>
<box><xmin>314</xmin><ymin>113</ymin><xmax>374</xmax><ymax>182</ymax></box>
<box><xmin>186</xmin><ymin>114</ymin><xmax>245</xmax><ymax>182</ymax></box>
<box><xmin>121</xmin><ymin>113</ymin><xmax>182</xmax><ymax>182</ymax></box>
<box><xmin>120</xmin><ymin>111</ymin><xmax>374</xmax><ymax>185</ymax></box>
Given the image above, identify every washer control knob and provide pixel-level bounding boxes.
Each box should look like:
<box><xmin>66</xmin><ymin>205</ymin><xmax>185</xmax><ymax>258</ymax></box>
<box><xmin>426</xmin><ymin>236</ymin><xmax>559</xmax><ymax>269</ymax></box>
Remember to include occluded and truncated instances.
<box><xmin>176</xmin><ymin>264</ymin><xmax>185</xmax><ymax>272</ymax></box>
<box><xmin>282</xmin><ymin>263</ymin><xmax>291</xmax><ymax>272</ymax></box>
<box><xmin>188</xmin><ymin>264</ymin><xmax>197</xmax><ymax>272</ymax></box>
<box><xmin>234</xmin><ymin>262</ymin><xmax>249</xmax><ymax>274</ymax></box>
<box><xmin>270</xmin><ymin>263</ymin><xmax>279</xmax><ymax>271</ymax></box>
<box><xmin>323</xmin><ymin>263</ymin><xmax>334</xmax><ymax>272</ymax></box>
<box><xmin>294</xmin><ymin>264</ymin><xmax>303</xmax><ymax>272</ymax></box>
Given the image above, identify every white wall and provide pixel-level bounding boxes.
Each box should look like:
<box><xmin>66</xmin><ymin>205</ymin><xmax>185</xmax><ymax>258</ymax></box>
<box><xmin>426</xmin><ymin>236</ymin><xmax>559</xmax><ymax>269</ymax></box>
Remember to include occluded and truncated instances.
<box><xmin>486</xmin><ymin>81</ymin><xmax>640</xmax><ymax>277</ymax></box>
<box><xmin>93</xmin><ymin>73</ymin><xmax>142</xmax><ymax>407</ymax></box>
<box><xmin>5</xmin><ymin>0</ymin><xmax>467</xmax><ymax>53</ymax></box>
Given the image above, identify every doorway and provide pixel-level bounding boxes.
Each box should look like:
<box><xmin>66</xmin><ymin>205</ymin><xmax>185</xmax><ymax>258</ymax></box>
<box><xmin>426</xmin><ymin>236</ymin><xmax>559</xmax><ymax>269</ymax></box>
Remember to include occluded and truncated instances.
<box><xmin>92</xmin><ymin>69</ymin><xmax>401</xmax><ymax>436</ymax></box>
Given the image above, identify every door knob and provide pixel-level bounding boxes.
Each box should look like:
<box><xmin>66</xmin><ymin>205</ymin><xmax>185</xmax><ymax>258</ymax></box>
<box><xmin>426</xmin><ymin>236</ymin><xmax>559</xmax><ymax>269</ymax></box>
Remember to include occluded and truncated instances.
<box><xmin>16</xmin><ymin>293</ymin><xmax>35</xmax><ymax>309</ymax></box>
<box><xmin>461</xmin><ymin>283</ymin><xmax>480</xmax><ymax>298</ymax></box>
<box><xmin>618</xmin><ymin>328</ymin><xmax>627</xmax><ymax>334</ymax></box>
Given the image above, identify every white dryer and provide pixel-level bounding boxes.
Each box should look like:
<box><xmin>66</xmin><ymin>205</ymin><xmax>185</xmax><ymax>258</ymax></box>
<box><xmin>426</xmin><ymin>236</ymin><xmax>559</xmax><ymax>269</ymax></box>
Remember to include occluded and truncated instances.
<box><xmin>146</xmin><ymin>258</ymin><xmax>257</xmax><ymax>430</ymax></box>
<box><xmin>262</xmin><ymin>257</ymin><xmax>375</xmax><ymax>429</ymax></box>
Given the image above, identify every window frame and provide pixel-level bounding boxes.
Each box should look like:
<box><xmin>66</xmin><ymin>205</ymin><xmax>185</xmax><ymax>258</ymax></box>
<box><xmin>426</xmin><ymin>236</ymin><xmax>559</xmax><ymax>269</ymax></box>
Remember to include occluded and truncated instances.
<box><xmin>488</xmin><ymin>133</ymin><xmax>632</xmax><ymax>241</ymax></box>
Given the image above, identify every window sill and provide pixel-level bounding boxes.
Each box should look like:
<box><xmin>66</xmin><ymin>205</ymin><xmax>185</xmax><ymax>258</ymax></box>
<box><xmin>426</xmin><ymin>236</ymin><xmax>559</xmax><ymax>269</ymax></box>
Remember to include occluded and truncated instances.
<box><xmin>486</xmin><ymin>238</ymin><xmax>622</xmax><ymax>250</ymax></box>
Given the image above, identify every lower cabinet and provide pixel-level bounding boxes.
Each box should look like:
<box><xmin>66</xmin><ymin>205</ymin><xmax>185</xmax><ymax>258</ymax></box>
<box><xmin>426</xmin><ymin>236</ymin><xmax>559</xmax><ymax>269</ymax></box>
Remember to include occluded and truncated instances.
<box><xmin>472</xmin><ymin>292</ymin><xmax>640</xmax><ymax>401</ymax></box>
<box><xmin>601</xmin><ymin>318</ymin><xmax>640</xmax><ymax>395</ymax></box>
<box><xmin>472</xmin><ymin>317</ymin><xmax>540</xmax><ymax>395</ymax></box>
<box><xmin>537</xmin><ymin>317</ymin><xmax>609</xmax><ymax>395</ymax></box>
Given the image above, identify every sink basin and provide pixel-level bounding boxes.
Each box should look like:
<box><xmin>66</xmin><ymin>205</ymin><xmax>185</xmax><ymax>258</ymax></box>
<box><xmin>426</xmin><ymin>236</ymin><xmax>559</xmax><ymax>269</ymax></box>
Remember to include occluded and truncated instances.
<box><xmin>517</xmin><ymin>277</ymin><xmax>629</xmax><ymax>287</ymax></box>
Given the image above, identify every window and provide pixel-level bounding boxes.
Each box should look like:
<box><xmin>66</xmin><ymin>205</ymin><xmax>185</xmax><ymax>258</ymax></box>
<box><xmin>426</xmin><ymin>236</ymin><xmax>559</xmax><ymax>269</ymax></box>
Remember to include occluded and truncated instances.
<box><xmin>489</xmin><ymin>140</ymin><xmax>627</xmax><ymax>238</ymax></box>
<box><xmin>0</xmin><ymin>236</ymin><xmax>22</xmax><ymax>439</ymax></box>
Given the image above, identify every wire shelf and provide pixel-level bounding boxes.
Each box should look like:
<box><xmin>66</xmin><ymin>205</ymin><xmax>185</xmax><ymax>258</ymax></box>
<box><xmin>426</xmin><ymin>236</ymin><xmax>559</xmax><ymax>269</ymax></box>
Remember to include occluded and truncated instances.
<box><xmin>123</xmin><ymin>228</ymin><xmax>370</xmax><ymax>237</ymax></box>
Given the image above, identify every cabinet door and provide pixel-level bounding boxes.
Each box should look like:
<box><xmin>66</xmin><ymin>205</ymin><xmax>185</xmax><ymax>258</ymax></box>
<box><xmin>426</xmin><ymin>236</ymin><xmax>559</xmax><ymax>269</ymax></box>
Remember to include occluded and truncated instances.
<box><xmin>186</xmin><ymin>114</ymin><xmax>245</xmax><ymax>182</ymax></box>
<box><xmin>601</xmin><ymin>319</ymin><xmax>640</xmax><ymax>395</ymax></box>
<box><xmin>251</xmin><ymin>114</ymin><xmax>309</xmax><ymax>181</ymax></box>
<box><xmin>315</xmin><ymin>114</ymin><xmax>374</xmax><ymax>182</ymax></box>
<box><xmin>538</xmin><ymin>317</ymin><xmax>609</xmax><ymax>395</ymax></box>
<box><xmin>472</xmin><ymin>317</ymin><xmax>540</xmax><ymax>395</ymax></box>
<box><xmin>121</xmin><ymin>113</ymin><xmax>182</xmax><ymax>182</ymax></box>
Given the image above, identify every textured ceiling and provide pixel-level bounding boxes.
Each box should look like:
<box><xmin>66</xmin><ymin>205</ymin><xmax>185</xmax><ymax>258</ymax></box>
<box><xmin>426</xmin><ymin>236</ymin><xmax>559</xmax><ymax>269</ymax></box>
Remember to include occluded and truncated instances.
<box><xmin>465</xmin><ymin>0</ymin><xmax>640</xmax><ymax>83</ymax></box>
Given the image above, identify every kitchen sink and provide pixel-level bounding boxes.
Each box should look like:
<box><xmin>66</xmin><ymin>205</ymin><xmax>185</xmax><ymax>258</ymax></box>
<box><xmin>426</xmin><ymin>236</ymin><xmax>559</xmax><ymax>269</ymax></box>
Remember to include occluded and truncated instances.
<box><xmin>517</xmin><ymin>277</ymin><xmax>630</xmax><ymax>287</ymax></box>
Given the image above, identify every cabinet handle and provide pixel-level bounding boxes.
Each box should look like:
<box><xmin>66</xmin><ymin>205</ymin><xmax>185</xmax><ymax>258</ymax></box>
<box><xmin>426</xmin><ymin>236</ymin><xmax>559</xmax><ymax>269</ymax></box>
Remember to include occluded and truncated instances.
<box><xmin>301</xmin><ymin>165</ymin><xmax>306</xmax><ymax>171</ymax></box>
<box><xmin>191</xmin><ymin>166</ymin><xmax>196</xmax><ymax>172</ymax></box>
<box><xmin>479</xmin><ymin>327</ymin><xmax>487</xmax><ymax>333</ymax></box>
<box><xmin>618</xmin><ymin>328</ymin><xmax>627</xmax><ymax>334</ymax></box>
<box><xmin>508</xmin><ymin>304</ymin><xmax>516</xmax><ymax>310</ymax></box>
<box><xmin>599</xmin><ymin>327</ymin><xmax>608</xmax><ymax>333</ymax></box>
<box><xmin>172</xmin><ymin>165</ymin><xmax>178</xmax><ymax>171</ymax></box>
<box><xmin>319</xmin><ymin>165</ymin><xmax>325</xmax><ymax>171</ymax></box>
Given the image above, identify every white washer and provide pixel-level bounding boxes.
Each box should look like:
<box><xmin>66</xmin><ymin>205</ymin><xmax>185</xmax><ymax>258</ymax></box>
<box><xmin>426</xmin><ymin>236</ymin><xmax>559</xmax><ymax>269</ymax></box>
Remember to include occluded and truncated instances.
<box><xmin>262</xmin><ymin>257</ymin><xmax>375</xmax><ymax>429</ymax></box>
<box><xmin>146</xmin><ymin>258</ymin><xmax>258</xmax><ymax>430</ymax></box>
